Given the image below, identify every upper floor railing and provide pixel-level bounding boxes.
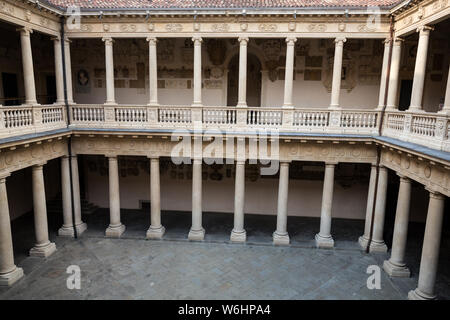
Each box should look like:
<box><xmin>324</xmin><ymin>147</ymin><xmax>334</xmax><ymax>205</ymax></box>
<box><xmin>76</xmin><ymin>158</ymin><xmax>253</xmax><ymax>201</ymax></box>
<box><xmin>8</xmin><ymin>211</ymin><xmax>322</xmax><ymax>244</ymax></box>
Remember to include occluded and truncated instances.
<box><xmin>0</xmin><ymin>104</ymin><xmax>449</xmax><ymax>152</ymax></box>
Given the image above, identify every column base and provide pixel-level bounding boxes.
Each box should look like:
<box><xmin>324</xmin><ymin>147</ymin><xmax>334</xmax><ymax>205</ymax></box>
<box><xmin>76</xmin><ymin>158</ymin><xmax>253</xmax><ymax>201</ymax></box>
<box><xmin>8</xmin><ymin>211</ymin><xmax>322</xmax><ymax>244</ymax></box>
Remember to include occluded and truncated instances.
<box><xmin>358</xmin><ymin>236</ymin><xmax>388</xmax><ymax>253</ymax></box>
<box><xmin>146</xmin><ymin>226</ymin><xmax>165</xmax><ymax>240</ymax></box>
<box><xmin>315</xmin><ymin>233</ymin><xmax>335</xmax><ymax>249</ymax></box>
<box><xmin>58</xmin><ymin>222</ymin><xmax>87</xmax><ymax>238</ymax></box>
<box><xmin>188</xmin><ymin>228</ymin><xmax>205</xmax><ymax>241</ymax></box>
<box><xmin>0</xmin><ymin>267</ymin><xmax>24</xmax><ymax>287</ymax></box>
<box><xmin>383</xmin><ymin>260</ymin><xmax>410</xmax><ymax>278</ymax></box>
<box><xmin>408</xmin><ymin>288</ymin><xmax>436</xmax><ymax>300</ymax></box>
<box><xmin>29</xmin><ymin>242</ymin><xmax>57</xmax><ymax>258</ymax></box>
<box><xmin>230</xmin><ymin>229</ymin><xmax>247</xmax><ymax>243</ymax></box>
<box><xmin>273</xmin><ymin>231</ymin><xmax>290</xmax><ymax>246</ymax></box>
<box><xmin>105</xmin><ymin>224</ymin><xmax>126</xmax><ymax>238</ymax></box>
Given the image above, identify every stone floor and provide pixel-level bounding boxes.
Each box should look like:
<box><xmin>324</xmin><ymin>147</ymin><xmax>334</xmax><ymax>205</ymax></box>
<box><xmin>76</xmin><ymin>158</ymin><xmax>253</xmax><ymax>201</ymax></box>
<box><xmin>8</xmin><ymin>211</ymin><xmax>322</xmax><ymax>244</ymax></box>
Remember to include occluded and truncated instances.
<box><xmin>0</xmin><ymin>209</ymin><xmax>449</xmax><ymax>300</ymax></box>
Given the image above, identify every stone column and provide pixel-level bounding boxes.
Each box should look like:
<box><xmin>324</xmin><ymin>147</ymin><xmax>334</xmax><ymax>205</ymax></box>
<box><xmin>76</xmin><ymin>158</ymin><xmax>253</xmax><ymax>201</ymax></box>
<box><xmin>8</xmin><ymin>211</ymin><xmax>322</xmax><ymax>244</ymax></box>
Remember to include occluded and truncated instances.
<box><xmin>237</xmin><ymin>37</ymin><xmax>249</xmax><ymax>107</ymax></box>
<box><xmin>0</xmin><ymin>174</ymin><xmax>24</xmax><ymax>286</ymax></box>
<box><xmin>283</xmin><ymin>37</ymin><xmax>297</xmax><ymax>108</ymax></box>
<box><xmin>315</xmin><ymin>162</ymin><xmax>336</xmax><ymax>248</ymax></box>
<box><xmin>30</xmin><ymin>164</ymin><xmax>56</xmax><ymax>258</ymax></box>
<box><xmin>231</xmin><ymin>161</ymin><xmax>246</xmax><ymax>243</ymax></box>
<box><xmin>18</xmin><ymin>27</ymin><xmax>37</xmax><ymax>105</ymax></box>
<box><xmin>105</xmin><ymin>156</ymin><xmax>125</xmax><ymax>237</ymax></box>
<box><xmin>383</xmin><ymin>174</ymin><xmax>411</xmax><ymax>277</ymax></box>
<box><xmin>52</xmin><ymin>36</ymin><xmax>65</xmax><ymax>104</ymax></box>
<box><xmin>273</xmin><ymin>162</ymin><xmax>290</xmax><ymax>245</ymax></box>
<box><xmin>146</xmin><ymin>157</ymin><xmax>165</xmax><ymax>239</ymax></box>
<box><xmin>408</xmin><ymin>190</ymin><xmax>445</xmax><ymax>300</ymax></box>
<box><xmin>192</xmin><ymin>37</ymin><xmax>203</xmax><ymax>107</ymax></box>
<box><xmin>359</xmin><ymin>164</ymin><xmax>377</xmax><ymax>249</ymax></box>
<box><xmin>58</xmin><ymin>155</ymin><xmax>87</xmax><ymax>237</ymax></box>
<box><xmin>147</xmin><ymin>37</ymin><xmax>159</xmax><ymax>106</ymax></box>
<box><xmin>329</xmin><ymin>37</ymin><xmax>346</xmax><ymax>109</ymax></box>
<box><xmin>377</xmin><ymin>39</ymin><xmax>391</xmax><ymax>109</ymax></box>
<box><xmin>63</xmin><ymin>37</ymin><xmax>74</xmax><ymax>104</ymax></box>
<box><xmin>409</xmin><ymin>26</ymin><xmax>433</xmax><ymax>111</ymax></box>
<box><xmin>189</xmin><ymin>159</ymin><xmax>205</xmax><ymax>240</ymax></box>
<box><xmin>103</xmin><ymin>37</ymin><xmax>116</xmax><ymax>105</ymax></box>
<box><xmin>439</xmin><ymin>63</ymin><xmax>450</xmax><ymax>114</ymax></box>
<box><xmin>386</xmin><ymin>38</ymin><xmax>404</xmax><ymax>110</ymax></box>
<box><xmin>369</xmin><ymin>165</ymin><xmax>388</xmax><ymax>252</ymax></box>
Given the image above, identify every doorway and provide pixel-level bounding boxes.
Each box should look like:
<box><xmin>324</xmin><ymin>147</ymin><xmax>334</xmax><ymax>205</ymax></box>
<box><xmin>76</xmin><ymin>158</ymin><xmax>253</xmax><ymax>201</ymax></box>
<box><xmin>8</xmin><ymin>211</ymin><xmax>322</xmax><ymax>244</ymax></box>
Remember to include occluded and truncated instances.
<box><xmin>398</xmin><ymin>79</ymin><xmax>413</xmax><ymax>111</ymax></box>
<box><xmin>227</xmin><ymin>53</ymin><xmax>262</xmax><ymax>107</ymax></box>
<box><xmin>1</xmin><ymin>72</ymin><xmax>19</xmax><ymax>106</ymax></box>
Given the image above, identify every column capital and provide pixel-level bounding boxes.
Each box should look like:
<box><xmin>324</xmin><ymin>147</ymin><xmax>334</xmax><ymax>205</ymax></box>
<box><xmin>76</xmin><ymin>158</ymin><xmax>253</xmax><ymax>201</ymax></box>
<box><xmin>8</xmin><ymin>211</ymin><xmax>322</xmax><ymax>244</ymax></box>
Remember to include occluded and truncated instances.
<box><xmin>0</xmin><ymin>172</ymin><xmax>11</xmax><ymax>181</ymax></box>
<box><xmin>32</xmin><ymin>162</ymin><xmax>47</xmax><ymax>170</ymax></box>
<box><xmin>102</xmin><ymin>37</ymin><xmax>114</xmax><ymax>45</ymax></box>
<box><xmin>325</xmin><ymin>162</ymin><xmax>338</xmax><ymax>167</ymax></box>
<box><xmin>335</xmin><ymin>37</ymin><xmax>347</xmax><ymax>45</ymax></box>
<box><xmin>51</xmin><ymin>35</ymin><xmax>61</xmax><ymax>42</ymax></box>
<box><xmin>146</xmin><ymin>37</ymin><xmax>158</xmax><ymax>44</ymax></box>
<box><xmin>238</xmin><ymin>37</ymin><xmax>249</xmax><ymax>45</ymax></box>
<box><xmin>192</xmin><ymin>36</ymin><xmax>203</xmax><ymax>44</ymax></box>
<box><xmin>106</xmin><ymin>154</ymin><xmax>118</xmax><ymax>160</ymax></box>
<box><xmin>17</xmin><ymin>27</ymin><xmax>33</xmax><ymax>36</ymax></box>
<box><xmin>417</xmin><ymin>25</ymin><xmax>434</xmax><ymax>34</ymax></box>
<box><xmin>148</xmin><ymin>156</ymin><xmax>160</xmax><ymax>161</ymax></box>
<box><xmin>425</xmin><ymin>187</ymin><xmax>445</xmax><ymax>200</ymax></box>
<box><xmin>393</xmin><ymin>37</ymin><xmax>405</xmax><ymax>45</ymax></box>
<box><xmin>396</xmin><ymin>173</ymin><xmax>411</xmax><ymax>183</ymax></box>
<box><xmin>280</xmin><ymin>161</ymin><xmax>291</xmax><ymax>167</ymax></box>
<box><xmin>286</xmin><ymin>37</ymin><xmax>297</xmax><ymax>45</ymax></box>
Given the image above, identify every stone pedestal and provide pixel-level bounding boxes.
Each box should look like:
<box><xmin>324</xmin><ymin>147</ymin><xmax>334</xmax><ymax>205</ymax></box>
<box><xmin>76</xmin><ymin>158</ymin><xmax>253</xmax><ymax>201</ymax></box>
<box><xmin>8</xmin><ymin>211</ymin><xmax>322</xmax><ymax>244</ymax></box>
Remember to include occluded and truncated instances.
<box><xmin>29</xmin><ymin>242</ymin><xmax>56</xmax><ymax>258</ymax></box>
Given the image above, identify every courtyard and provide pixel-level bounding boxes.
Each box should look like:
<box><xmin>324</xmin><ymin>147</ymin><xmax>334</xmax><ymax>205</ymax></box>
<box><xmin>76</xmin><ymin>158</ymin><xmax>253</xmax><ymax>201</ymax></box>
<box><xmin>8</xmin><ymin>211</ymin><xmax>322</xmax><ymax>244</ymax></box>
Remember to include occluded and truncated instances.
<box><xmin>0</xmin><ymin>209</ymin><xmax>449</xmax><ymax>300</ymax></box>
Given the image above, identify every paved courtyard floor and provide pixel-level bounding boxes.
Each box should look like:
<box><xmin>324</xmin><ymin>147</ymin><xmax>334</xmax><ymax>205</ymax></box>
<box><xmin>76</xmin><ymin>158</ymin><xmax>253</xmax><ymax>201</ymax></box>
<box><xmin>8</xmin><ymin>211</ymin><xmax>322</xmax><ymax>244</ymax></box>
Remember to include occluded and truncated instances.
<box><xmin>0</xmin><ymin>210</ymin><xmax>449</xmax><ymax>300</ymax></box>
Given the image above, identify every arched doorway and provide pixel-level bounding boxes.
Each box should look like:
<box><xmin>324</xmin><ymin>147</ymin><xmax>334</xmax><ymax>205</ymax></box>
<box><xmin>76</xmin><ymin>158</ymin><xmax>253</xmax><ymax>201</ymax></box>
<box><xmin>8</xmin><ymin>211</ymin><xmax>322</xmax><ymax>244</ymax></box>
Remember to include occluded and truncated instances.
<box><xmin>227</xmin><ymin>53</ymin><xmax>262</xmax><ymax>107</ymax></box>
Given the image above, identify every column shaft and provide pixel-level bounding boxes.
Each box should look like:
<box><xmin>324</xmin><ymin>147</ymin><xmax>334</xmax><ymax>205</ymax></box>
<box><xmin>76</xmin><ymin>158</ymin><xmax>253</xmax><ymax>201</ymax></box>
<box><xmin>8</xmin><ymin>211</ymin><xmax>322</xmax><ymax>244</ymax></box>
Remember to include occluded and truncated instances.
<box><xmin>30</xmin><ymin>165</ymin><xmax>56</xmax><ymax>258</ymax></box>
<box><xmin>237</xmin><ymin>37</ymin><xmax>249</xmax><ymax>107</ymax></box>
<box><xmin>103</xmin><ymin>37</ymin><xmax>116</xmax><ymax>105</ymax></box>
<box><xmin>53</xmin><ymin>37</ymin><xmax>64</xmax><ymax>104</ymax></box>
<box><xmin>189</xmin><ymin>159</ymin><xmax>204</xmax><ymax>240</ymax></box>
<box><xmin>64</xmin><ymin>38</ymin><xmax>74</xmax><ymax>104</ymax></box>
<box><xmin>273</xmin><ymin>162</ymin><xmax>290</xmax><ymax>245</ymax></box>
<box><xmin>0</xmin><ymin>176</ymin><xmax>24</xmax><ymax>286</ymax></box>
<box><xmin>359</xmin><ymin>165</ymin><xmax>377</xmax><ymax>249</ymax></box>
<box><xmin>283</xmin><ymin>37</ymin><xmax>297</xmax><ymax>108</ymax></box>
<box><xmin>329</xmin><ymin>38</ymin><xmax>346</xmax><ymax>109</ymax></box>
<box><xmin>383</xmin><ymin>175</ymin><xmax>411</xmax><ymax>277</ymax></box>
<box><xmin>440</xmin><ymin>63</ymin><xmax>450</xmax><ymax>114</ymax></box>
<box><xmin>316</xmin><ymin>163</ymin><xmax>336</xmax><ymax>248</ymax></box>
<box><xmin>19</xmin><ymin>28</ymin><xmax>37</xmax><ymax>105</ymax></box>
<box><xmin>386</xmin><ymin>38</ymin><xmax>403</xmax><ymax>109</ymax></box>
<box><xmin>106</xmin><ymin>156</ymin><xmax>125</xmax><ymax>237</ymax></box>
<box><xmin>409</xmin><ymin>27</ymin><xmax>433</xmax><ymax>111</ymax></box>
<box><xmin>147</xmin><ymin>38</ymin><xmax>159</xmax><ymax>106</ymax></box>
<box><xmin>377</xmin><ymin>39</ymin><xmax>391</xmax><ymax>109</ymax></box>
<box><xmin>147</xmin><ymin>158</ymin><xmax>165</xmax><ymax>239</ymax></box>
<box><xmin>192</xmin><ymin>37</ymin><xmax>203</xmax><ymax>106</ymax></box>
<box><xmin>370</xmin><ymin>166</ymin><xmax>388</xmax><ymax>252</ymax></box>
<box><xmin>409</xmin><ymin>191</ymin><xmax>445</xmax><ymax>300</ymax></box>
<box><xmin>231</xmin><ymin>161</ymin><xmax>246</xmax><ymax>242</ymax></box>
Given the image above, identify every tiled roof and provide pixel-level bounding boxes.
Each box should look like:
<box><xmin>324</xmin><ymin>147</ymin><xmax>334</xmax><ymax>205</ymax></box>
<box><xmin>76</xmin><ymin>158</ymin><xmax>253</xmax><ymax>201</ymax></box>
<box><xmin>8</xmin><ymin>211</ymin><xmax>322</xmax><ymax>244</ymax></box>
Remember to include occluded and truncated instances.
<box><xmin>44</xmin><ymin>0</ymin><xmax>403</xmax><ymax>10</ymax></box>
